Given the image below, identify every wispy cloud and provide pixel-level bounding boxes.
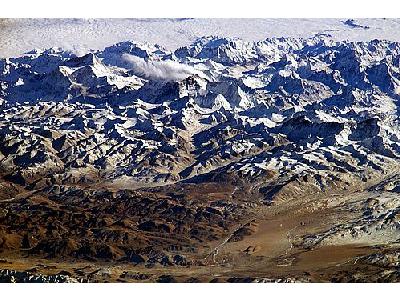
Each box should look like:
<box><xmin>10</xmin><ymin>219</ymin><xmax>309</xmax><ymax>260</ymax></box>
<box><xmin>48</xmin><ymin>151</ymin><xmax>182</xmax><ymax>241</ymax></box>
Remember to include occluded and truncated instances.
<box><xmin>122</xmin><ymin>54</ymin><xmax>201</xmax><ymax>82</ymax></box>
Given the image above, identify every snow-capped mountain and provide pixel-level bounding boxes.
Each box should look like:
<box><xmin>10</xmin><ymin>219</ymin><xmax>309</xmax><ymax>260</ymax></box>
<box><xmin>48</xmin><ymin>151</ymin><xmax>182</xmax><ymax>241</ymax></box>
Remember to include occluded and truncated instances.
<box><xmin>2</xmin><ymin>36</ymin><xmax>400</xmax><ymax>202</ymax></box>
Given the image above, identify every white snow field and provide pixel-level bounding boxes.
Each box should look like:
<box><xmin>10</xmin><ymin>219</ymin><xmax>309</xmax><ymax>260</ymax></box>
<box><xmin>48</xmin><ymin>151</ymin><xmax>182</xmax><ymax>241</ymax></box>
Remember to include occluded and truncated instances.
<box><xmin>2</xmin><ymin>18</ymin><xmax>400</xmax><ymax>58</ymax></box>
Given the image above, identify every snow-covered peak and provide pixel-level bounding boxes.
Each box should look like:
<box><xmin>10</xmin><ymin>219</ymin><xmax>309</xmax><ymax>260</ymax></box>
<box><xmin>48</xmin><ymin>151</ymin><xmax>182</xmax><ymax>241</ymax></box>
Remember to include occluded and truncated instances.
<box><xmin>2</xmin><ymin>36</ymin><xmax>400</xmax><ymax>190</ymax></box>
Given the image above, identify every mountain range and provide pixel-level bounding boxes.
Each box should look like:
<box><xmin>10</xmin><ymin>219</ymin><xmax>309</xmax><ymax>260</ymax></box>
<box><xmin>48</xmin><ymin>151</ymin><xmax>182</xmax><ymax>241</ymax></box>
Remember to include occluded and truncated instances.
<box><xmin>1</xmin><ymin>36</ymin><xmax>400</xmax><ymax>282</ymax></box>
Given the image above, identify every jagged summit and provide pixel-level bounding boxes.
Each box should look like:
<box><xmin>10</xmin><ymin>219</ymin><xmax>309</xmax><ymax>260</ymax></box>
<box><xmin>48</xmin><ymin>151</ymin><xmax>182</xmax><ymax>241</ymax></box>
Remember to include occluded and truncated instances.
<box><xmin>1</xmin><ymin>36</ymin><xmax>400</xmax><ymax>193</ymax></box>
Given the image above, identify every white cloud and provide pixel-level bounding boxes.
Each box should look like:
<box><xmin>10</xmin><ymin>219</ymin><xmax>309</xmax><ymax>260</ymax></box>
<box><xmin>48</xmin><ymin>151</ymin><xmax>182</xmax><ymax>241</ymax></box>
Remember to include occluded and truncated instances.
<box><xmin>122</xmin><ymin>53</ymin><xmax>200</xmax><ymax>82</ymax></box>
